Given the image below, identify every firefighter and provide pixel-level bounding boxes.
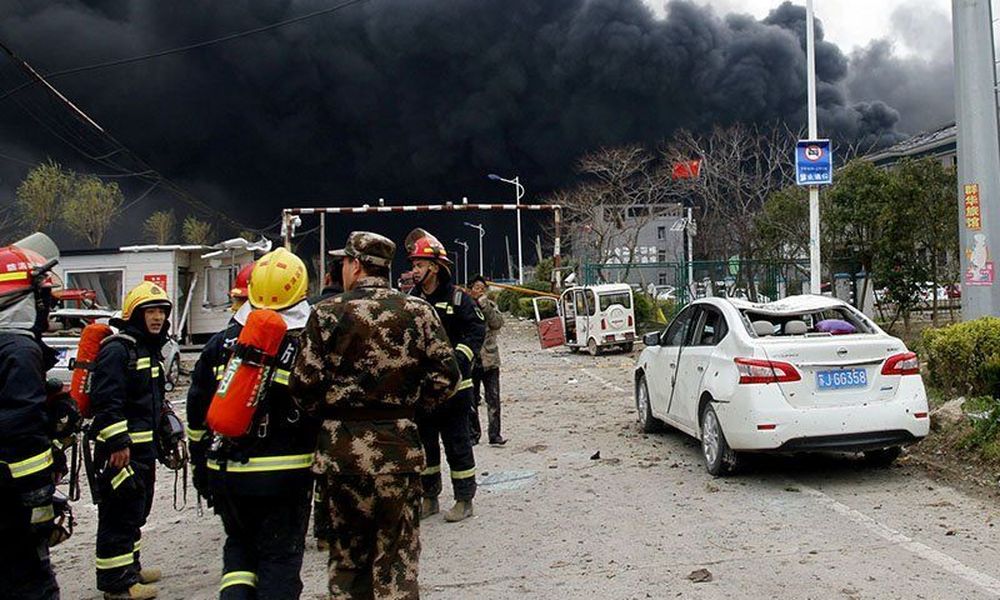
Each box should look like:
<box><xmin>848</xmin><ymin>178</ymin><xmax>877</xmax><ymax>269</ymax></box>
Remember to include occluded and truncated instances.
<box><xmin>187</xmin><ymin>248</ymin><xmax>318</xmax><ymax>599</ymax></box>
<box><xmin>290</xmin><ymin>231</ymin><xmax>460</xmax><ymax>598</ymax></box>
<box><xmin>0</xmin><ymin>234</ymin><xmax>64</xmax><ymax>600</ymax></box>
<box><xmin>229</xmin><ymin>263</ymin><xmax>254</xmax><ymax>313</ymax></box>
<box><xmin>406</xmin><ymin>229</ymin><xmax>485</xmax><ymax>522</ymax></box>
<box><xmin>89</xmin><ymin>281</ymin><xmax>173</xmax><ymax>599</ymax></box>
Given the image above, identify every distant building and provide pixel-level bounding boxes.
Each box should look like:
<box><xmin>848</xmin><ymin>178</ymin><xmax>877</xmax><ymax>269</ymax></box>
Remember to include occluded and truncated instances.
<box><xmin>573</xmin><ymin>203</ymin><xmax>686</xmax><ymax>286</ymax></box>
<box><xmin>57</xmin><ymin>238</ymin><xmax>269</xmax><ymax>342</ymax></box>
<box><xmin>864</xmin><ymin>123</ymin><xmax>957</xmax><ymax>169</ymax></box>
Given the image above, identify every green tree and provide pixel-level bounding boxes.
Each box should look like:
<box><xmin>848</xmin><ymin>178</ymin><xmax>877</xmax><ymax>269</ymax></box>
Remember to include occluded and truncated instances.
<box><xmin>822</xmin><ymin>159</ymin><xmax>891</xmax><ymax>313</ymax></box>
<box><xmin>754</xmin><ymin>185</ymin><xmax>809</xmax><ymax>262</ymax></box>
<box><xmin>62</xmin><ymin>175</ymin><xmax>123</xmax><ymax>247</ymax></box>
<box><xmin>15</xmin><ymin>159</ymin><xmax>71</xmax><ymax>233</ymax></box>
<box><xmin>143</xmin><ymin>210</ymin><xmax>176</xmax><ymax>245</ymax></box>
<box><xmin>872</xmin><ymin>158</ymin><xmax>956</xmax><ymax>331</ymax></box>
<box><xmin>182</xmin><ymin>216</ymin><xmax>214</xmax><ymax>245</ymax></box>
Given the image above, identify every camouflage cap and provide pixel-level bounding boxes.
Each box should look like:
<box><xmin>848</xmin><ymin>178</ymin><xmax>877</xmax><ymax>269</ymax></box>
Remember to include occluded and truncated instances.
<box><xmin>329</xmin><ymin>231</ymin><xmax>395</xmax><ymax>268</ymax></box>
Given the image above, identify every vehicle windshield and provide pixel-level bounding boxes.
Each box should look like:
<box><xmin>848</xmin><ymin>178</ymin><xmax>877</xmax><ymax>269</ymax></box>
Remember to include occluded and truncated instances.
<box><xmin>599</xmin><ymin>292</ymin><xmax>631</xmax><ymax>311</ymax></box>
<box><xmin>740</xmin><ymin>306</ymin><xmax>873</xmax><ymax>337</ymax></box>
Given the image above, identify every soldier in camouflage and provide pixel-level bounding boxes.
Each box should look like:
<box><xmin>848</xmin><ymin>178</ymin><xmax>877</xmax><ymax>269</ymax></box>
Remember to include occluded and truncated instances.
<box><xmin>290</xmin><ymin>231</ymin><xmax>460</xmax><ymax>600</ymax></box>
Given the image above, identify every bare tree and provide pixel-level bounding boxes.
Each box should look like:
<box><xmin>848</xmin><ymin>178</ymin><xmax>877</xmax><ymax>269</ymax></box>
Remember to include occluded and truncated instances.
<box><xmin>663</xmin><ymin>124</ymin><xmax>796</xmax><ymax>258</ymax></box>
<box><xmin>63</xmin><ymin>175</ymin><xmax>124</xmax><ymax>247</ymax></box>
<box><xmin>143</xmin><ymin>210</ymin><xmax>176</xmax><ymax>245</ymax></box>
<box><xmin>556</xmin><ymin>145</ymin><xmax>679</xmax><ymax>282</ymax></box>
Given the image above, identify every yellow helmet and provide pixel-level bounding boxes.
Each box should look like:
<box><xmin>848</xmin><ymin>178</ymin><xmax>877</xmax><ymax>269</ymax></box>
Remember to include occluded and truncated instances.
<box><xmin>248</xmin><ymin>248</ymin><xmax>308</xmax><ymax>310</ymax></box>
<box><xmin>122</xmin><ymin>281</ymin><xmax>172</xmax><ymax>320</ymax></box>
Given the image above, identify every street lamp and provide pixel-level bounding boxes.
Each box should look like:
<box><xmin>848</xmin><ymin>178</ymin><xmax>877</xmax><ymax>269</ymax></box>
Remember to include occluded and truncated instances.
<box><xmin>805</xmin><ymin>0</ymin><xmax>821</xmax><ymax>294</ymax></box>
<box><xmin>463</xmin><ymin>222</ymin><xmax>485</xmax><ymax>277</ymax></box>
<box><xmin>454</xmin><ymin>239</ymin><xmax>469</xmax><ymax>285</ymax></box>
<box><xmin>488</xmin><ymin>173</ymin><xmax>525</xmax><ymax>284</ymax></box>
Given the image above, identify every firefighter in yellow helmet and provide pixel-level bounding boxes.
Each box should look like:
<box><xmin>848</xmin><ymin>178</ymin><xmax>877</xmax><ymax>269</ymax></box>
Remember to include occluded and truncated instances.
<box><xmin>186</xmin><ymin>247</ymin><xmax>319</xmax><ymax>599</ymax></box>
<box><xmin>89</xmin><ymin>281</ymin><xmax>173</xmax><ymax>599</ymax></box>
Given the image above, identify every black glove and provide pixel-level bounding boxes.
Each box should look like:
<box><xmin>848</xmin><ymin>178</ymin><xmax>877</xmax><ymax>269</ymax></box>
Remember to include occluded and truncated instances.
<box><xmin>189</xmin><ymin>439</ymin><xmax>213</xmax><ymax>506</ymax></box>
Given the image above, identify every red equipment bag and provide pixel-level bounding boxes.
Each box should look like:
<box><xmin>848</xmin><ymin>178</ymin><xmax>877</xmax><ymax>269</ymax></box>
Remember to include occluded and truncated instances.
<box><xmin>70</xmin><ymin>323</ymin><xmax>114</xmax><ymax>418</ymax></box>
<box><xmin>207</xmin><ymin>309</ymin><xmax>287</xmax><ymax>437</ymax></box>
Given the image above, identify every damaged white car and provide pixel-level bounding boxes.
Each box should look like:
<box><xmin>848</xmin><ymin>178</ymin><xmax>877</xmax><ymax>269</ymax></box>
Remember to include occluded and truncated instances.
<box><xmin>634</xmin><ymin>295</ymin><xmax>929</xmax><ymax>475</ymax></box>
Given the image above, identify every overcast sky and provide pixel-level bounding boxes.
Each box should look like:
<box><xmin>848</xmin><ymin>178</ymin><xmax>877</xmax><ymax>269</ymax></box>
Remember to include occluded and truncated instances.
<box><xmin>646</xmin><ymin>0</ymin><xmax>953</xmax><ymax>55</ymax></box>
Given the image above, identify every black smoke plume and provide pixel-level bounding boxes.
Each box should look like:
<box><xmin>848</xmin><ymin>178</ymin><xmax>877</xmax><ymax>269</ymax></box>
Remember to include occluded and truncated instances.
<box><xmin>0</xmin><ymin>0</ymin><xmax>906</xmax><ymax>251</ymax></box>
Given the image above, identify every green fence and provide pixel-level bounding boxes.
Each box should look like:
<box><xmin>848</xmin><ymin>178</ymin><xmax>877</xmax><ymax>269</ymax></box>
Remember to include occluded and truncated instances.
<box><xmin>582</xmin><ymin>260</ymin><xmax>812</xmax><ymax>308</ymax></box>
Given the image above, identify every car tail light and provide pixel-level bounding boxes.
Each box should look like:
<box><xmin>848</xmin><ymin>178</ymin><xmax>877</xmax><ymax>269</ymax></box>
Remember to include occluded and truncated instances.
<box><xmin>914</xmin><ymin>412</ymin><xmax>928</xmax><ymax>419</ymax></box>
<box><xmin>735</xmin><ymin>358</ymin><xmax>801</xmax><ymax>384</ymax></box>
<box><xmin>881</xmin><ymin>352</ymin><xmax>920</xmax><ymax>376</ymax></box>
<box><xmin>628</xmin><ymin>315</ymin><xmax>633</xmax><ymax>327</ymax></box>
<box><xmin>601</xmin><ymin>318</ymin><xmax>607</xmax><ymax>330</ymax></box>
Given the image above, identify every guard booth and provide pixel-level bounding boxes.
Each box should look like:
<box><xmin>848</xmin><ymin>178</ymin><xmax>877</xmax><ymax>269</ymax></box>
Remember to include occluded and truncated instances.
<box><xmin>532</xmin><ymin>284</ymin><xmax>636</xmax><ymax>355</ymax></box>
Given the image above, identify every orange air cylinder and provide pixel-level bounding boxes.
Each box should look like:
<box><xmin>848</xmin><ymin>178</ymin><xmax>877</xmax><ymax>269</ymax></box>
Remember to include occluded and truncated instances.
<box><xmin>207</xmin><ymin>309</ymin><xmax>287</xmax><ymax>437</ymax></box>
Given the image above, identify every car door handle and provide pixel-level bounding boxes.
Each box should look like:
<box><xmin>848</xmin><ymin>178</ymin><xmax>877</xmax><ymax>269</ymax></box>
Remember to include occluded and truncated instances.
<box><xmin>669</xmin><ymin>363</ymin><xmax>676</xmax><ymax>369</ymax></box>
<box><xmin>697</xmin><ymin>366</ymin><xmax>705</xmax><ymax>372</ymax></box>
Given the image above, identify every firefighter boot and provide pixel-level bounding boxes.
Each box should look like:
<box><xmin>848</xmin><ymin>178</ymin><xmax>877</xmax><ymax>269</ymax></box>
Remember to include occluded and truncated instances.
<box><xmin>420</xmin><ymin>497</ymin><xmax>439</xmax><ymax>519</ymax></box>
<box><xmin>139</xmin><ymin>568</ymin><xmax>162</xmax><ymax>584</ymax></box>
<box><xmin>103</xmin><ymin>582</ymin><xmax>159</xmax><ymax>599</ymax></box>
<box><xmin>443</xmin><ymin>500</ymin><xmax>474</xmax><ymax>522</ymax></box>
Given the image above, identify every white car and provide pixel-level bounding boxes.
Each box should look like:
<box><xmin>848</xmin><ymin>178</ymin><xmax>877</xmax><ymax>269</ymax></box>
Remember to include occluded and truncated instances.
<box><xmin>634</xmin><ymin>295</ymin><xmax>929</xmax><ymax>475</ymax></box>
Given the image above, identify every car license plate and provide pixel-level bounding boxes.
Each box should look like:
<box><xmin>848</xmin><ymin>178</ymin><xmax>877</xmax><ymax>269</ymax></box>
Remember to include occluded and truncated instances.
<box><xmin>816</xmin><ymin>368</ymin><xmax>868</xmax><ymax>390</ymax></box>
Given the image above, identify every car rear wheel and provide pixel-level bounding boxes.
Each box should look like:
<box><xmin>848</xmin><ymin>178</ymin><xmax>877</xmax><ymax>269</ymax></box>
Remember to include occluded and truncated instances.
<box><xmin>587</xmin><ymin>338</ymin><xmax>599</xmax><ymax>356</ymax></box>
<box><xmin>622</xmin><ymin>342</ymin><xmax>635</xmax><ymax>353</ymax></box>
<box><xmin>701</xmin><ymin>404</ymin><xmax>740</xmax><ymax>476</ymax></box>
<box><xmin>863</xmin><ymin>446</ymin><xmax>901</xmax><ymax>468</ymax></box>
<box><xmin>635</xmin><ymin>375</ymin><xmax>663</xmax><ymax>433</ymax></box>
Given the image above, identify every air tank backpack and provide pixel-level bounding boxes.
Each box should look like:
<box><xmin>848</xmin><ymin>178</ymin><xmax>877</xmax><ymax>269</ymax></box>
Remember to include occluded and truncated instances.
<box><xmin>206</xmin><ymin>309</ymin><xmax>288</xmax><ymax>437</ymax></box>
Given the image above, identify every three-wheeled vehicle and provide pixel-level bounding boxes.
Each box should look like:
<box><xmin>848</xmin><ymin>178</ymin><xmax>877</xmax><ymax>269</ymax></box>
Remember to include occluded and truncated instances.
<box><xmin>532</xmin><ymin>284</ymin><xmax>637</xmax><ymax>355</ymax></box>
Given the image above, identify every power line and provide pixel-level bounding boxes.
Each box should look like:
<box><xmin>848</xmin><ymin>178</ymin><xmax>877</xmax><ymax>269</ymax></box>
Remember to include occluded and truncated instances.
<box><xmin>0</xmin><ymin>40</ymin><xmax>266</xmax><ymax>235</ymax></box>
<box><xmin>0</xmin><ymin>0</ymin><xmax>369</xmax><ymax>102</ymax></box>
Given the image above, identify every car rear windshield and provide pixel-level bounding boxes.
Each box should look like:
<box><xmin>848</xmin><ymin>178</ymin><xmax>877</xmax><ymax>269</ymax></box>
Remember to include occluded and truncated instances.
<box><xmin>599</xmin><ymin>292</ymin><xmax>631</xmax><ymax>311</ymax></box>
<box><xmin>740</xmin><ymin>306</ymin><xmax>873</xmax><ymax>337</ymax></box>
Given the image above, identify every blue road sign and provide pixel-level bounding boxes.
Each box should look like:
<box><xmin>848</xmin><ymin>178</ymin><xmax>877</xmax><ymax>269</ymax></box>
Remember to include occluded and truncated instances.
<box><xmin>795</xmin><ymin>139</ymin><xmax>833</xmax><ymax>186</ymax></box>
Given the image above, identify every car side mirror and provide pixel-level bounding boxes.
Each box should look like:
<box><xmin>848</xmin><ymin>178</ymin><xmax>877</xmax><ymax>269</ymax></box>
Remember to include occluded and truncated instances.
<box><xmin>643</xmin><ymin>332</ymin><xmax>660</xmax><ymax>347</ymax></box>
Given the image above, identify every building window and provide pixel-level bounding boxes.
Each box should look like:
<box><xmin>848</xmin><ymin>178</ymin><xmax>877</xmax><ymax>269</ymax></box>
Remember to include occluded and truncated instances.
<box><xmin>66</xmin><ymin>270</ymin><xmax>124</xmax><ymax>310</ymax></box>
<box><xmin>657</xmin><ymin>226</ymin><xmax>666</xmax><ymax>240</ymax></box>
<box><xmin>204</xmin><ymin>266</ymin><xmax>236</xmax><ymax>308</ymax></box>
<box><xmin>657</xmin><ymin>249</ymin><xmax>667</xmax><ymax>262</ymax></box>
<box><xmin>658</xmin><ymin>272</ymin><xmax>667</xmax><ymax>285</ymax></box>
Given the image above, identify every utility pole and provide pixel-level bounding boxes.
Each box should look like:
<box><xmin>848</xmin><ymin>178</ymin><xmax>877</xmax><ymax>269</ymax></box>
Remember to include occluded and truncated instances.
<box><xmin>953</xmin><ymin>0</ymin><xmax>1000</xmax><ymax>319</ymax></box>
<box><xmin>454</xmin><ymin>240</ymin><xmax>469</xmax><ymax>285</ymax></box>
<box><xmin>505</xmin><ymin>236</ymin><xmax>513</xmax><ymax>280</ymax></box>
<box><xmin>806</xmin><ymin>0</ymin><xmax>822</xmax><ymax>295</ymax></box>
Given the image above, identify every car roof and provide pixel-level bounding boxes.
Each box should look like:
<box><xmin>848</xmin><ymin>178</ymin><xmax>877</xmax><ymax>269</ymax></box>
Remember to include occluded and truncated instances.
<box><xmin>697</xmin><ymin>294</ymin><xmax>849</xmax><ymax>315</ymax></box>
<box><xmin>568</xmin><ymin>284</ymin><xmax>632</xmax><ymax>293</ymax></box>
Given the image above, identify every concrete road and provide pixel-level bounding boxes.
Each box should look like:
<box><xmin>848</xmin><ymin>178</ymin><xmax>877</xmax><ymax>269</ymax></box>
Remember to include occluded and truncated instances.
<box><xmin>53</xmin><ymin>320</ymin><xmax>1000</xmax><ymax>599</ymax></box>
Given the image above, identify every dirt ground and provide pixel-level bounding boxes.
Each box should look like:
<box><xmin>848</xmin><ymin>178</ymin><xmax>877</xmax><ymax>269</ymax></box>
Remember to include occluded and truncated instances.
<box><xmin>51</xmin><ymin>319</ymin><xmax>1000</xmax><ymax>599</ymax></box>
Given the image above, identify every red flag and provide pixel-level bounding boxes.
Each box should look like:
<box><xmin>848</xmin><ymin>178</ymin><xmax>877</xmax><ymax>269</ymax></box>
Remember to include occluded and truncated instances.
<box><xmin>672</xmin><ymin>159</ymin><xmax>702</xmax><ymax>180</ymax></box>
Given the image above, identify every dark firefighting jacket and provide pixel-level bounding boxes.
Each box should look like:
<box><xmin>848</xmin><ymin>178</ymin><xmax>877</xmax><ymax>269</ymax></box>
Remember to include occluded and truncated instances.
<box><xmin>0</xmin><ymin>331</ymin><xmax>56</xmax><ymax>529</ymax></box>
<box><xmin>413</xmin><ymin>280</ymin><xmax>485</xmax><ymax>395</ymax></box>
<box><xmin>89</xmin><ymin>319</ymin><xmax>167</xmax><ymax>465</ymax></box>
<box><xmin>187</xmin><ymin>319</ymin><xmax>318</xmax><ymax>496</ymax></box>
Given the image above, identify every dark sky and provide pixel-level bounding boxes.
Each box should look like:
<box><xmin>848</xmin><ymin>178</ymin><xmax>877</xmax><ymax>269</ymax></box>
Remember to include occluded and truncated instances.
<box><xmin>0</xmin><ymin>0</ymin><xmax>932</xmax><ymax>269</ymax></box>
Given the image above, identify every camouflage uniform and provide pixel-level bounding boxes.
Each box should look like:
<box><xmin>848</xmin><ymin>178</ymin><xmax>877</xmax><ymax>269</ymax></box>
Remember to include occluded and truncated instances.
<box><xmin>290</xmin><ymin>232</ymin><xmax>460</xmax><ymax>600</ymax></box>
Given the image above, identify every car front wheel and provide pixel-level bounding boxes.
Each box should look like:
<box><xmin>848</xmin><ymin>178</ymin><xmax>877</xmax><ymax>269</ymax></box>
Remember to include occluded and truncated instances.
<box><xmin>701</xmin><ymin>404</ymin><xmax>740</xmax><ymax>476</ymax></box>
<box><xmin>587</xmin><ymin>338</ymin><xmax>599</xmax><ymax>356</ymax></box>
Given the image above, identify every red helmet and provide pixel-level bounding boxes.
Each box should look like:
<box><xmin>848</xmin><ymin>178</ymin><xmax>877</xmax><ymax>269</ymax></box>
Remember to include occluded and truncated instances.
<box><xmin>0</xmin><ymin>245</ymin><xmax>56</xmax><ymax>301</ymax></box>
<box><xmin>230</xmin><ymin>263</ymin><xmax>254</xmax><ymax>300</ymax></box>
<box><xmin>407</xmin><ymin>235</ymin><xmax>453</xmax><ymax>267</ymax></box>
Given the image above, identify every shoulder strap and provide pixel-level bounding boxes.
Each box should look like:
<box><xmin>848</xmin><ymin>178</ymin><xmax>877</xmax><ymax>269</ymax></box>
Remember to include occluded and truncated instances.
<box><xmin>102</xmin><ymin>333</ymin><xmax>139</xmax><ymax>368</ymax></box>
